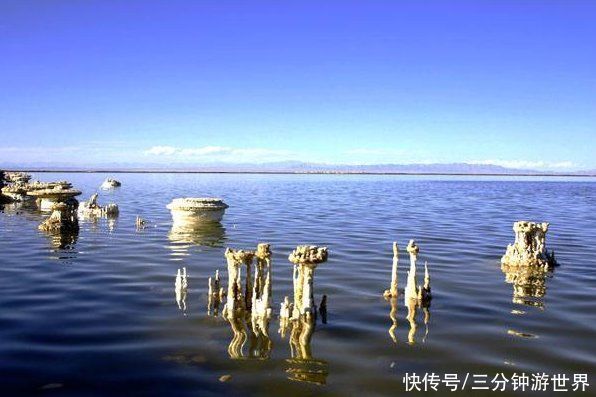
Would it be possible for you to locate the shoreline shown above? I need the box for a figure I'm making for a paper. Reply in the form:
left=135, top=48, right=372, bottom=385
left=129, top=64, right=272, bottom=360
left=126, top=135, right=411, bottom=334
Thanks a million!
left=3, top=169, right=595, bottom=177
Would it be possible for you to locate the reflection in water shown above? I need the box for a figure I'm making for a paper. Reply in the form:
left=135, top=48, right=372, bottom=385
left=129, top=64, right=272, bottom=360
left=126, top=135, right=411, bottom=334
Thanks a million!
left=386, top=296, right=431, bottom=345
left=284, top=315, right=329, bottom=385
left=502, top=262, right=554, bottom=308
left=209, top=245, right=274, bottom=360
left=46, top=232, right=79, bottom=251
left=38, top=202, right=80, bottom=253
left=1, top=200, right=43, bottom=220
left=174, top=267, right=188, bottom=315
left=405, top=300, right=431, bottom=345
left=168, top=220, right=226, bottom=248
left=384, top=241, right=432, bottom=345
left=226, top=312, right=272, bottom=360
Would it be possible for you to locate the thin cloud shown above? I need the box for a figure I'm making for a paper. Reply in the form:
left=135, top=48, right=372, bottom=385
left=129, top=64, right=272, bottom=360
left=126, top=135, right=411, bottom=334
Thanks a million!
left=144, top=145, right=293, bottom=162
left=471, top=160, right=576, bottom=170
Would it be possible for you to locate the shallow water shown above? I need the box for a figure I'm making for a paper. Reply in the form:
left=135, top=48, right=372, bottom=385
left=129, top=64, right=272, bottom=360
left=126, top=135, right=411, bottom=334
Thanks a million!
left=1, top=173, right=595, bottom=396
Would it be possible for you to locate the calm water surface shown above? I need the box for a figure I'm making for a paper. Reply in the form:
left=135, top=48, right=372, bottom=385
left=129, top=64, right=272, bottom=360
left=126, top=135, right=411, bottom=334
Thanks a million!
left=1, top=173, right=595, bottom=396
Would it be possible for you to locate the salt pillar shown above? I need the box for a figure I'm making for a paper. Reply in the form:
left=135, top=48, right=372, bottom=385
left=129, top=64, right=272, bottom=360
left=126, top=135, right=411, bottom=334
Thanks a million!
left=251, top=243, right=273, bottom=335
left=383, top=242, right=399, bottom=298
left=404, top=240, right=419, bottom=304
left=223, top=248, right=255, bottom=318
left=288, top=245, right=328, bottom=318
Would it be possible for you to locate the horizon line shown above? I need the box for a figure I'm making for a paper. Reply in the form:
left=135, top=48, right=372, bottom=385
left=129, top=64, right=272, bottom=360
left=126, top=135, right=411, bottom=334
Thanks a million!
left=4, top=169, right=595, bottom=178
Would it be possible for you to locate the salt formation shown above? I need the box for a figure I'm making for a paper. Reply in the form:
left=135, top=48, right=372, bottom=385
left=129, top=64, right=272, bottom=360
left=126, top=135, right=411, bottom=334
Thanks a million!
left=27, top=185, right=82, bottom=211
left=288, top=245, right=328, bottom=318
left=217, top=245, right=273, bottom=360
left=100, top=178, right=121, bottom=189
left=280, top=245, right=329, bottom=383
left=167, top=198, right=228, bottom=223
left=251, top=243, right=273, bottom=337
left=0, top=171, right=7, bottom=204
left=222, top=248, right=255, bottom=317
left=4, top=172, right=31, bottom=184
left=404, top=240, right=431, bottom=304
left=174, top=267, right=188, bottom=313
left=135, top=216, right=146, bottom=229
left=207, top=269, right=225, bottom=316
left=1, top=185, right=29, bottom=202
left=278, top=296, right=293, bottom=338
left=78, top=193, right=119, bottom=218
left=38, top=202, right=79, bottom=234
left=1, top=180, right=72, bottom=202
left=383, top=242, right=399, bottom=298
left=501, top=221, right=556, bottom=268
left=394, top=240, right=432, bottom=345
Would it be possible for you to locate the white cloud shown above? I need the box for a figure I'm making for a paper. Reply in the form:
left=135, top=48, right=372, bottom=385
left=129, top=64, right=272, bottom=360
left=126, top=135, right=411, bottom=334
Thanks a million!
left=143, top=145, right=292, bottom=162
left=471, top=159, right=576, bottom=170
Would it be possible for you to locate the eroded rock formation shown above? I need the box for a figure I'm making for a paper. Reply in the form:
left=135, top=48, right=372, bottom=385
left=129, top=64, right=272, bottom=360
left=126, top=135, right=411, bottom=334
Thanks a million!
left=501, top=221, right=556, bottom=267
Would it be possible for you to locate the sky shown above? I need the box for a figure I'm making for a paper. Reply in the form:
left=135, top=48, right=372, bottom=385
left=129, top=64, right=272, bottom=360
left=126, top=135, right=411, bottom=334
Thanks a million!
left=0, top=1, right=594, bottom=170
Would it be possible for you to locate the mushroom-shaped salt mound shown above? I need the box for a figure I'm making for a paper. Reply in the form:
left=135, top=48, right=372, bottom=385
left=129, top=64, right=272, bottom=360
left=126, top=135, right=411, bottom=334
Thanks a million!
left=166, top=197, right=228, bottom=223
left=78, top=193, right=119, bottom=218
left=1, top=185, right=29, bottom=201
left=101, top=178, right=121, bottom=189
left=1, top=180, right=72, bottom=202
left=27, top=185, right=82, bottom=211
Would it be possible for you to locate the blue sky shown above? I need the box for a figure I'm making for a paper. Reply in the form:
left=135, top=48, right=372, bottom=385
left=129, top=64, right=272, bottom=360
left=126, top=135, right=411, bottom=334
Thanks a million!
left=0, top=1, right=594, bottom=169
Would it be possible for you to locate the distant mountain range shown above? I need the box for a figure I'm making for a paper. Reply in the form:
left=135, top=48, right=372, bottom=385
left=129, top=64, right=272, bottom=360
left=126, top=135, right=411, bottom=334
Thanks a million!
left=1, top=161, right=595, bottom=176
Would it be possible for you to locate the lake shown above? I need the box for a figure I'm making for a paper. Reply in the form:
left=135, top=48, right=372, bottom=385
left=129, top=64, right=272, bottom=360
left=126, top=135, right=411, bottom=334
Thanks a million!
left=0, top=173, right=594, bottom=396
